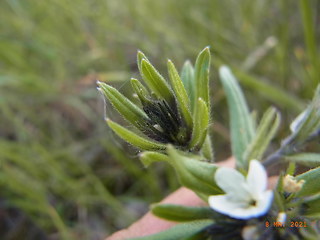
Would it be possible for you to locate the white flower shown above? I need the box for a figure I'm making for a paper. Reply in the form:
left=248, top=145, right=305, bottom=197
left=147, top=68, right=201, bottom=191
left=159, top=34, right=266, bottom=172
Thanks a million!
left=208, top=160, right=273, bottom=219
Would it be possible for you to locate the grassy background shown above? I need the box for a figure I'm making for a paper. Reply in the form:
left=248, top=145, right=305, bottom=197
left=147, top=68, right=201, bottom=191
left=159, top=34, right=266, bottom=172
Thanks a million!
left=0, top=0, right=319, bottom=239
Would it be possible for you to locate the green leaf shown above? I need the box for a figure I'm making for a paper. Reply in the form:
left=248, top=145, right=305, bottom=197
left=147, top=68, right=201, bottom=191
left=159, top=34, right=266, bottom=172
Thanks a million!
left=303, top=193, right=320, bottom=218
left=285, top=153, right=320, bottom=167
left=168, top=60, right=193, bottom=130
left=130, top=78, right=152, bottom=105
left=167, top=146, right=222, bottom=198
left=151, top=204, right=213, bottom=222
left=201, top=135, right=214, bottom=161
left=189, top=98, right=209, bottom=150
left=219, top=66, right=255, bottom=169
left=98, top=82, right=148, bottom=129
left=286, top=162, right=296, bottom=176
left=290, top=85, right=320, bottom=145
left=137, top=50, right=149, bottom=73
left=296, top=166, right=320, bottom=197
left=140, top=59, right=174, bottom=104
left=139, top=151, right=169, bottom=167
left=130, top=220, right=212, bottom=240
left=290, top=109, right=307, bottom=133
left=244, top=107, right=281, bottom=162
left=274, top=182, right=286, bottom=212
left=181, top=60, right=195, bottom=111
left=300, top=220, right=320, bottom=239
left=106, top=119, right=166, bottom=151
left=194, top=47, right=211, bottom=108
left=250, top=110, right=258, bottom=130
left=139, top=150, right=207, bottom=168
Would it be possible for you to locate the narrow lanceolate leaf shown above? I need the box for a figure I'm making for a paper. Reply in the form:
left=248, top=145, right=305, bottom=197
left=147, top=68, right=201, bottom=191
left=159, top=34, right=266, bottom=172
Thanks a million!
left=201, top=135, right=214, bottom=161
left=151, top=204, right=213, bottom=222
left=137, top=50, right=149, bottom=73
left=303, top=193, right=320, bottom=218
left=285, top=153, right=320, bottom=167
left=106, top=119, right=166, bottom=151
left=139, top=151, right=169, bottom=167
left=219, top=66, right=255, bottom=169
left=131, top=220, right=212, bottom=240
left=98, top=82, right=148, bottom=129
left=296, top=166, right=320, bottom=197
left=167, top=60, right=193, bottom=129
left=290, top=85, right=320, bottom=145
left=167, top=146, right=222, bottom=198
left=250, top=110, right=258, bottom=130
left=244, top=107, right=281, bottom=162
left=290, top=109, right=307, bottom=133
left=140, top=59, right=174, bottom=104
left=194, top=47, right=211, bottom=108
left=130, top=78, right=152, bottom=105
left=181, top=60, right=195, bottom=111
left=189, top=98, right=209, bottom=150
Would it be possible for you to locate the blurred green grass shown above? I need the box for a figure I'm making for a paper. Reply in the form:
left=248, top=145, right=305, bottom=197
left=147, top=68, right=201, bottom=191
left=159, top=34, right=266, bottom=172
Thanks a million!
left=0, top=0, right=319, bottom=239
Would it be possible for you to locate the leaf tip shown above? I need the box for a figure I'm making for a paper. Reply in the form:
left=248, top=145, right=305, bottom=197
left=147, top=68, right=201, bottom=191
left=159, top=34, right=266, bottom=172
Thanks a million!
left=203, top=46, right=210, bottom=51
left=219, top=65, right=230, bottom=74
left=137, top=50, right=146, bottom=58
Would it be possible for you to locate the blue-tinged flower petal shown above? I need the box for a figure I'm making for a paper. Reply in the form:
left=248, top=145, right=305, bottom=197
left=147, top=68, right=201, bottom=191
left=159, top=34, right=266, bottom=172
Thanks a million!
left=209, top=190, right=273, bottom=219
left=209, top=160, right=273, bottom=220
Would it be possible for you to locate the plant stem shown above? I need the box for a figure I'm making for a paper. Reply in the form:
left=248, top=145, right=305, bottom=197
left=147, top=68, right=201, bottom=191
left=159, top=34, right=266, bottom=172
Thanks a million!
left=263, top=128, right=320, bottom=167
left=263, top=134, right=295, bottom=167
left=263, top=148, right=284, bottom=168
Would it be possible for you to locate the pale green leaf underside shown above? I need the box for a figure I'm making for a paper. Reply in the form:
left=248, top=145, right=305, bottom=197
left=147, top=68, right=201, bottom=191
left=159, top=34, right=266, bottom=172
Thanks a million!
left=291, top=85, right=320, bottom=144
left=167, top=146, right=221, bottom=198
left=219, top=66, right=255, bottom=169
left=285, top=153, right=320, bottom=167
left=296, top=166, right=320, bottom=197
left=303, top=193, right=320, bottom=218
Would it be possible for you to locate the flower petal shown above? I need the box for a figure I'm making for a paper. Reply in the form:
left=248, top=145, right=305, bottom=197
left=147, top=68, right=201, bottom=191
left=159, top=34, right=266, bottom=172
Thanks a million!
left=247, top=160, right=267, bottom=197
left=215, top=167, right=250, bottom=202
left=208, top=190, right=273, bottom=220
left=208, top=195, right=245, bottom=215
left=254, top=190, right=274, bottom=217
left=232, top=190, right=273, bottom=220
